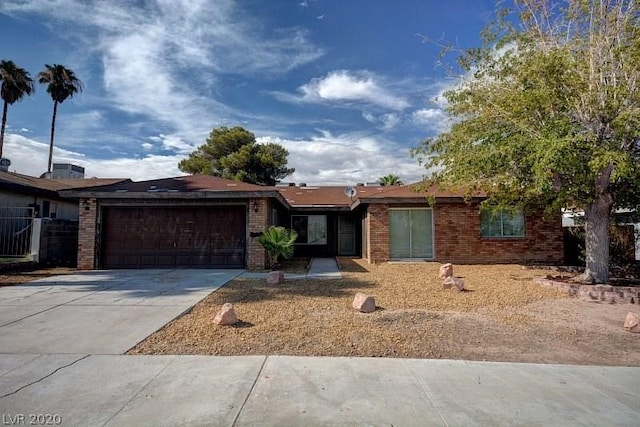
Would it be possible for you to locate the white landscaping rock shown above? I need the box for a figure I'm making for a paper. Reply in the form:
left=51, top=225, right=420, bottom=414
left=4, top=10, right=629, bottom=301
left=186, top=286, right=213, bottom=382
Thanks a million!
left=442, top=276, right=465, bottom=291
left=214, top=303, right=238, bottom=325
left=439, top=263, right=454, bottom=279
left=624, top=312, right=639, bottom=333
left=266, top=270, right=285, bottom=284
left=353, top=293, right=376, bottom=313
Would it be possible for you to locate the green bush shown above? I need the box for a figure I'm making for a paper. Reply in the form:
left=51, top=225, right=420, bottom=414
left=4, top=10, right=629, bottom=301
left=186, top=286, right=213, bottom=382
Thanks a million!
left=257, top=226, right=298, bottom=270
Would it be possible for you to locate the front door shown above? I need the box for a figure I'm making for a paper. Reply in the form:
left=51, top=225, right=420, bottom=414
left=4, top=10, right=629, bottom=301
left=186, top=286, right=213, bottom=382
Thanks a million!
left=338, top=216, right=356, bottom=255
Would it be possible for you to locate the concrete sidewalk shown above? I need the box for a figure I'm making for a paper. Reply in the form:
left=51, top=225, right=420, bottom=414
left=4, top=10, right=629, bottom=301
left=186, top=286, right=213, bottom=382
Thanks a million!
left=0, top=354, right=638, bottom=426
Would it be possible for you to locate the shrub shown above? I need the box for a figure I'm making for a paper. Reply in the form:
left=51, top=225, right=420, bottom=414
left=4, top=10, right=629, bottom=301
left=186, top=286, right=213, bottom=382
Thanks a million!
left=257, top=226, right=298, bottom=270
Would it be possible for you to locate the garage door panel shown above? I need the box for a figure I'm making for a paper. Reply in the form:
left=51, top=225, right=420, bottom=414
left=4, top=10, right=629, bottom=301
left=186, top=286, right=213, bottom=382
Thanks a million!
left=102, top=206, right=246, bottom=268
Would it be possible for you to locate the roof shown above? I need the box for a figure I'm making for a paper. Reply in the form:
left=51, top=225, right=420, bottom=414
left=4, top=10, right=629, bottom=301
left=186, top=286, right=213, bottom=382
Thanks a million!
left=55, top=174, right=482, bottom=209
left=0, top=171, right=127, bottom=197
left=276, top=185, right=389, bottom=208
left=75, top=174, right=268, bottom=193
left=358, top=183, right=484, bottom=202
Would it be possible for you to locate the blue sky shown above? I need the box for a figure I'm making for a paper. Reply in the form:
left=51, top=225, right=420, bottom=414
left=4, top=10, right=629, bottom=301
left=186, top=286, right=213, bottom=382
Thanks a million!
left=0, top=0, right=498, bottom=184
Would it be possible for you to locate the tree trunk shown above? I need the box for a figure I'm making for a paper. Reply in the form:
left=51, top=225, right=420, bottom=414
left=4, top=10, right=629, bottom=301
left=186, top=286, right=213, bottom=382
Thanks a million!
left=47, top=101, right=58, bottom=174
left=580, top=165, right=614, bottom=284
left=582, top=195, right=613, bottom=283
left=0, top=100, right=8, bottom=159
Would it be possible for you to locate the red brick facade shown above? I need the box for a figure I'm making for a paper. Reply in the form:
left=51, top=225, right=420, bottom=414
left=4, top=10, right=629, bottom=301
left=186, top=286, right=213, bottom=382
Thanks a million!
left=366, top=204, right=389, bottom=262
left=77, top=193, right=563, bottom=270
left=364, top=201, right=563, bottom=264
left=247, top=198, right=269, bottom=269
left=77, top=198, right=98, bottom=269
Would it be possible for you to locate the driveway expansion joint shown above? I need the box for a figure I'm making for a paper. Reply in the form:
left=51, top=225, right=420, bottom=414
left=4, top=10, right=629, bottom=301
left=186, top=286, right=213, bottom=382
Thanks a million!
left=231, top=355, right=268, bottom=427
left=0, top=354, right=90, bottom=399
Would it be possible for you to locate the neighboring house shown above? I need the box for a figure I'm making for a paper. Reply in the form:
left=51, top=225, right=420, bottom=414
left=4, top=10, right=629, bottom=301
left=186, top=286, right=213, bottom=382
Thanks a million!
left=62, top=175, right=564, bottom=270
left=1, top=171, right=82, bottom=220
left=0, top=168, right=126, bottom=220
left=0, top=169, right=126, bottom=262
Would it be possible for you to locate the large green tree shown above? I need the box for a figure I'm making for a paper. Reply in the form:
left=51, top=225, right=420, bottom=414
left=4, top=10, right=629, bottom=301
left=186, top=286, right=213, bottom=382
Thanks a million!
left=179, top=126, right=295, bottom=185
left=38, top=64, right=83, bottom=174
left=413, top=0, right=640, bottom=283
left=0, top=60, right=35, bottom=159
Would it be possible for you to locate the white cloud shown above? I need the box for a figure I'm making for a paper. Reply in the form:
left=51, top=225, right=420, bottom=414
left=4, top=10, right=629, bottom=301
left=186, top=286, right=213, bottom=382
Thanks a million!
left=149, top=134, right=193, bottom=154
left=360, top=111, right=402, bottom=131
left=141, top=143, right=153, bottom=151
left=380, top=113, right=401, bottom=130
left=412, top=108, right=444, bottom=123
left=0, top=0, right=325, bottom=149
left=411, top=108, right=450, bottom=134
left=276, top=70, right=409, bottom=110
left=258, top=131, right=425, bottom=185
left=4, top=130, right=427, bottom=185
left=2, top=133, right=182, bottom=180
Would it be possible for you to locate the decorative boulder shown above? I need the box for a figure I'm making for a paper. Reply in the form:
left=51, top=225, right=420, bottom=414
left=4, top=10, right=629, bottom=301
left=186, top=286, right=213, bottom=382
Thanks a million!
left=624, top=312, right=639, bottom=333
left=443, top=276, right=465, bottom=291
left=214, top=303, right=238, bottom=325
left=439, top=263, right=453, bottom=279
left=352, top=293, right=376, bottom=313
left=266, top=270, right=285, bottom=284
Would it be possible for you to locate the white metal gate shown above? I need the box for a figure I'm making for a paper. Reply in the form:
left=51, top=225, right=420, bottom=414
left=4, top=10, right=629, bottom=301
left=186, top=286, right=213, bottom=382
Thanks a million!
left=0, top=207, right=34, bottom=258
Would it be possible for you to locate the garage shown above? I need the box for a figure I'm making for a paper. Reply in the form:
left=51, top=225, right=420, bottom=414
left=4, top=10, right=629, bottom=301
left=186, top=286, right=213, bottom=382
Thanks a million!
left=102, top=206, right=246, bottom=268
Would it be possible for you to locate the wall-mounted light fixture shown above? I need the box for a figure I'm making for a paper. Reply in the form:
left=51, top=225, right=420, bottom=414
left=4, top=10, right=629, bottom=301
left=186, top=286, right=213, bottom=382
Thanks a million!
left=83, top=199, right=90, bottom=211
left=252, top=201, right=259, bottom=213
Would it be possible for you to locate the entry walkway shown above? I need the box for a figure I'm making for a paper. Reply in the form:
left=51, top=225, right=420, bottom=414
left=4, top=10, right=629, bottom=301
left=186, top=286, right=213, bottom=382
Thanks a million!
left=0, top=355, right=637, bottom=426
left=307, top=257, right=342, bottom=279
left=240, top=257, right=342, bottom=280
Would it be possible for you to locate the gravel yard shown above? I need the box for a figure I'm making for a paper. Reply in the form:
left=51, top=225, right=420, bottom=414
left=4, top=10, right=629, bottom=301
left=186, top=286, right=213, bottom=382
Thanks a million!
left=129, top=259, right=640, bottom=366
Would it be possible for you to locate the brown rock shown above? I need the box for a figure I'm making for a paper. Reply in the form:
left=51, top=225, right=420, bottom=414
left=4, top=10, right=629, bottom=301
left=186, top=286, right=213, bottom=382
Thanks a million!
left=214, top=303, right=238, bottom=325
left=267, top=271, right=285, bottom=284
left=353, top=292, right=376, bottom=313
left=624, top=312, right=639, bottom=332
left=443, top=276, right=465, bottom=291
left=439, top=263, right=453, bottom=279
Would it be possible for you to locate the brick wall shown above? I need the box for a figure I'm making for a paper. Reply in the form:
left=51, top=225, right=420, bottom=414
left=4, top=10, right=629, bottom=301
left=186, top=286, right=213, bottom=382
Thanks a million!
left=247, top=198, right=269, bottom=270
left=77, top=198, right=97, bottom=269
left=365, top=204, right=389, bottom=263
left=366, top=201, right=563, bottom=264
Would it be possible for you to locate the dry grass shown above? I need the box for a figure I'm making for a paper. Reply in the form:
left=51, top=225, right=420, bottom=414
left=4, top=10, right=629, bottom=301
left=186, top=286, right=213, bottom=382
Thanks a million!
left=0, top=267, right=77, bottom=287
left=130, top=259, right=591, bottom=360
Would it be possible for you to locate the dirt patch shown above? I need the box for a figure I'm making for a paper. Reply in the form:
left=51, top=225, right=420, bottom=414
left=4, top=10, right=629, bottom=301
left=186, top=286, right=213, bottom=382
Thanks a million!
left=0, top=267, right=77, bottom=287
left=129, top=259, right=640, bottom=365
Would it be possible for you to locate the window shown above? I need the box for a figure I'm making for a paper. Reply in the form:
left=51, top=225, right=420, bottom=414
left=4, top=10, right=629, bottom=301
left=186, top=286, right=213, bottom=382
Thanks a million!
left=480, top=208, right=525, bottom=237
left=389, top=209, right=433, bottom=259
left=291, top=215, right=327, bottom=245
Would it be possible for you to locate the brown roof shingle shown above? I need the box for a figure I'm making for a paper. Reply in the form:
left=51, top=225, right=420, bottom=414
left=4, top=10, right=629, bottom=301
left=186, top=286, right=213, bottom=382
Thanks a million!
left=0, top=171, right=127, bottom=193
left=75, top=174, right=269, bottom=193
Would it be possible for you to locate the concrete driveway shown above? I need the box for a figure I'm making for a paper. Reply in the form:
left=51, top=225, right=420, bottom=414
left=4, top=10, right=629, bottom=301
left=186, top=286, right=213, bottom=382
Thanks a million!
left=0, top=269, right=242, bottom=354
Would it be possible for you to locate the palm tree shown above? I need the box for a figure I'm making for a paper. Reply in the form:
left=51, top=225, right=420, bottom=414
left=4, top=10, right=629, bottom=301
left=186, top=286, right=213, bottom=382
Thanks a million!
left=378, top=174, right=403, bottom=186
left=257, top=226, right=298, bottom=270
left=0, top=60, right=35, bottom=159
left=38, top=64, right=83, bottom=173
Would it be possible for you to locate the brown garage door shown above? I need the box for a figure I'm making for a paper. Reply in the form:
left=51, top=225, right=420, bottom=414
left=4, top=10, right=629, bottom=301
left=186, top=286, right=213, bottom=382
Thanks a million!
left=102, top=206, right=246, bottom=268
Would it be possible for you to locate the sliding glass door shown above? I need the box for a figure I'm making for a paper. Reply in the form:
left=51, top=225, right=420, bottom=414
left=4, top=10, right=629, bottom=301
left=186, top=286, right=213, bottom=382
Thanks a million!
left=389, top=209, right=433, bottom=259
